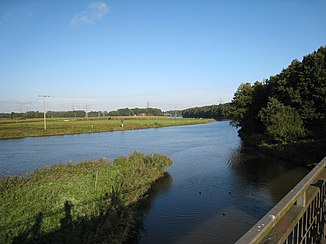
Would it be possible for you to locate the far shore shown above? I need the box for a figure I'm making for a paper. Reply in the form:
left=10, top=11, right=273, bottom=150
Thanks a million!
left=0, top=116, right=214, bottom=140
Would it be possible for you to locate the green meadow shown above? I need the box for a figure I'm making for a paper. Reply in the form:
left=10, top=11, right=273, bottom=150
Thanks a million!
left=0, top=116, right=213, bottom=139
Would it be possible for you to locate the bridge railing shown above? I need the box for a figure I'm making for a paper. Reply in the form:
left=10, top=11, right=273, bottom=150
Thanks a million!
left=236, top=157, right=326, bottom=244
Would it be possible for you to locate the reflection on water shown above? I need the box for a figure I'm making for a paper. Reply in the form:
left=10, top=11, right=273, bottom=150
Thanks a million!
left=136, top=140, right=308, bottom=244
left=130, top=172, right=173, bottom=243
left=227, top=143, right=308, bottom=204
left=0, top=121, right=310, bottom=243
left=141, top=172, right=173, bottom=215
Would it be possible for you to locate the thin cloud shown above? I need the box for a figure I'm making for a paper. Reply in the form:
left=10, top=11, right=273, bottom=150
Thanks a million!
left=0, top=12, right=15, bottom=24
left=70, top=11, right=93, bottom=26
left=69, top=2, right=109, bottom=27
left=90, top=2, right=109, bottom=19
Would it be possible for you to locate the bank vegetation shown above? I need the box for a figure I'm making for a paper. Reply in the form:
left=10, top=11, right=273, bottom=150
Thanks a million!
left=0, top=117, right=213, bottom=139
left=229, top=46, right=326, bottom=165
left=0, top=152, right=172, bottom=243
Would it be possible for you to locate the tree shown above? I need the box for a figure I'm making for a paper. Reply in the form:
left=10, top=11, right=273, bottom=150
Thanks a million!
left=182, top=104, right=231, bottom=120
left=230, top=46, right=326, bottom=142
left=268, top=47, right=326, bottom=138
left=259, top=98, right=305, bottom=143
left=229, top=83, right=254, bottom=126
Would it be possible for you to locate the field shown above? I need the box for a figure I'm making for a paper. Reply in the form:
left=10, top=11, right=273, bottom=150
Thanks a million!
left=0, top=116, right=213, bottom=139
left=0, top=152, right=172, bottom=243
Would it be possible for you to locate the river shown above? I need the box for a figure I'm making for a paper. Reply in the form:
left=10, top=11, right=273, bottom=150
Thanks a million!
left=0, top=121, right=309, bottom=243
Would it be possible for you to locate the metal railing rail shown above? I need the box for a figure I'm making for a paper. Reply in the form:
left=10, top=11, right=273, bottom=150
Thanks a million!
left=236, top=156, right=326, bottom=244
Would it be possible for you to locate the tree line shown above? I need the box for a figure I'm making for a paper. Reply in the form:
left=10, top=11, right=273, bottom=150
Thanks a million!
left=229, top=46, right=326, bottom=144
left=182, top=103, right=231, bottom=120
left=1, top=105, right=232, bottom=119
left=107, top=108, right=164, bottom=116
left=1, top=108, right=164, bottom=119
left=0, top=110, right=87, bottom=119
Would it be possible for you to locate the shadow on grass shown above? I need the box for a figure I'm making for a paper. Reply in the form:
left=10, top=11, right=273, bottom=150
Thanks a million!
left=13, top=212, right=43, bottom=243
left=12, top=173, right=172, bottom=244
left=12, top=192, right=135, bottom=244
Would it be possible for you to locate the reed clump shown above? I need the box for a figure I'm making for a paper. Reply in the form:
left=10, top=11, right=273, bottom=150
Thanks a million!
left=0, top=152, right=172, bottom=243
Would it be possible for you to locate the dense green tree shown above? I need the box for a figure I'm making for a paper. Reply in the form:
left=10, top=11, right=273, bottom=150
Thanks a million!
left=88, top=111, right=106, bottom=117
left=229, top=83, right=257, bottom=137
left=10, top=112, right=26, bottom=119
left=117, top=108, right=132, bottom=116
left=267, top=47, right=326, bottom=139
left=47, top=110, right=86, bottom=118
left=108, top=111, right=119, bottom=116
left=26, top=111, right=42, bottom=118
left=230, top=45, right=326, bottom=143
left=229, top=83, right=254, bottom=127
left=108, top=108, right=164, bottom=116
left=0, top=113, right=10, bottom=118
left=258, top=98, right=305, bottom=143
left=6, top=110, right=87, bottom=119
left=182, top=103, right=231, bottom=120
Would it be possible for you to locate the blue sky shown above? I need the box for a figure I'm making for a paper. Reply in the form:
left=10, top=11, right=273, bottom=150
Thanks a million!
left=0, top=0, right=325, bottom=112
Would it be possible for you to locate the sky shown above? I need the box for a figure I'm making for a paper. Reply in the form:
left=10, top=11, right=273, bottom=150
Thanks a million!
left=0, top=0, right=325, bottom=113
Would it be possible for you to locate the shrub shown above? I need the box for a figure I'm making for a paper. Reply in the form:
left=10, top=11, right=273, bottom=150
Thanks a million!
left=259, top=98, right=305, bottom=143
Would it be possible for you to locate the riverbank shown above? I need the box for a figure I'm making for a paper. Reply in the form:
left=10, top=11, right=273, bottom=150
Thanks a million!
left=0, top=152, right=172, bottom=243
left=258, top=140, right=326, bottom=167
left=0, top=116, right=213, bottom=139
left=239, top=131, right=325, bottom=166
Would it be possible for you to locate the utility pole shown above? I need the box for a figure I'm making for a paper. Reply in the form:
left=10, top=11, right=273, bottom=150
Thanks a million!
left=73, top=105, right=77, bottom=120
left=39, top=95, right=50, bottom=130
left=85, top=103, right=89, bottom=118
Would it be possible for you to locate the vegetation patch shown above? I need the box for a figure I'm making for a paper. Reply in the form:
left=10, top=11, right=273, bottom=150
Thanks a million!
left=0, top=117, right=213, bottom=139
left=0, top=152, right=172, bottom=243
left=229, top=46, right=326, bottom=165
left=182, top=103, right=231, bottom=120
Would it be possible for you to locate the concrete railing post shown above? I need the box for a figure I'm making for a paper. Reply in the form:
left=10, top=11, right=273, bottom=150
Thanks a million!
left=297, top=191, right=306, bottom=207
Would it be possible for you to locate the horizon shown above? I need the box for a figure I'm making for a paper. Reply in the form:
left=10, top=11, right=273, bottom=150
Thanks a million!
left=0, top=104, right=226, bottom=114
left=1, top=1, right=325, bottom=113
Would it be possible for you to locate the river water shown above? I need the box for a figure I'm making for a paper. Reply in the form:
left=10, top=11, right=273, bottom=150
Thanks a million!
left=0, top=121, right=309, bottom=243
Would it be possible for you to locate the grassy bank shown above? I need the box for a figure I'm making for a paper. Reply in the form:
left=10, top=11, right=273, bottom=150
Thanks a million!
left=0, top=116, right=213, bottom=139
left=0, top=152, right=172, bottom=243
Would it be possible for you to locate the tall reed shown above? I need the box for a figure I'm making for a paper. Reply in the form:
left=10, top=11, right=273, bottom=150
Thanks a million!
left=0, top=152, right=172, bottom=243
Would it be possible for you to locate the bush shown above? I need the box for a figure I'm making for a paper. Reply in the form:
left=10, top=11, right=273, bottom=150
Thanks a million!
left=259, top=98, right=305, bottom=143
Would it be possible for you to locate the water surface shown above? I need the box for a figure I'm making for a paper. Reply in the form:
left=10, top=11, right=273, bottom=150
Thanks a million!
left=0, top=121, right=309, bottom=243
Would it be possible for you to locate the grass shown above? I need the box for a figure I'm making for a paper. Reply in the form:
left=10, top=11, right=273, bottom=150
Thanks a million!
left=0, top=116, right=213, bottom=139
left=0, top=152, right=173, bottom=243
